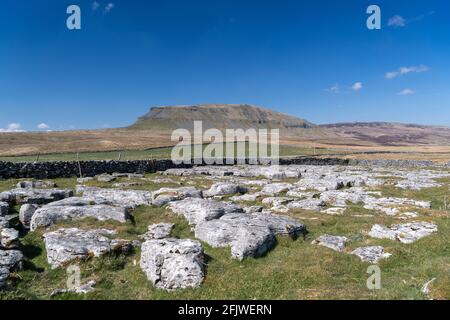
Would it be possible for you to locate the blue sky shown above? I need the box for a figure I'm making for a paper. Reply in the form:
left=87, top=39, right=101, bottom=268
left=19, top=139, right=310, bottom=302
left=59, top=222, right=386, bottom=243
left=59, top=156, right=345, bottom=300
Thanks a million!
left=1, top=0, right=449, bottom=131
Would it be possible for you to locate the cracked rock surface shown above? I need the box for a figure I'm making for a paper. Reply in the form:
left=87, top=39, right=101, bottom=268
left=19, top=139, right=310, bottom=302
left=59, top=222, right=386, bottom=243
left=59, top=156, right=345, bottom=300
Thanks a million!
left=43, top=228, right=131, bottom=269
left=368, top=222, right=438, bottom=244
left=140, top=238, right=204, bottom=291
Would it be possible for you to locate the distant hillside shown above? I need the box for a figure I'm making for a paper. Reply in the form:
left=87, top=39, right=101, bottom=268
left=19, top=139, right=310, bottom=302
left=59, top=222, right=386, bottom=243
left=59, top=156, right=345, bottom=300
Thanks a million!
left=130, top=104, right=315, bottom=130
left=320, top=122, right=450, bottom=146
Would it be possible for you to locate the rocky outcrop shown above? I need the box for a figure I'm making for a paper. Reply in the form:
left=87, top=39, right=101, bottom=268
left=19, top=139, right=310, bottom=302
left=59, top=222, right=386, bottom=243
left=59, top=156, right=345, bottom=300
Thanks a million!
left=351, top=246, right=391, bottom=263
left=168, top=198, right=243, bottom=226
left=204, top=183, right=247, bottom=197
left=16, top=180, right=56, bottom=189
left=194, top=212, right=305, bottom=260
left=140, top=238, right=204, bottom=291
left=0, top=250, right=23, bottom=288
left=368, top=222, right=438, bottom=244
left=43, top=228, right=132, bottom=269
left=312, top=235, right=347, bottom=252
left=30, top=203, right=130, bottom=231
left=19, top=204, right=38, bottom=229
left=0, top=202, right=8, bottom=216
left=151, top=187, right=202, bottom=207
left=0, top=228, right=19, bottom=249
left=77, top=187, right=152, bottom=209
left=0, top=188, right=73, bottom=205
left=140, top=223, right=174, bottom=240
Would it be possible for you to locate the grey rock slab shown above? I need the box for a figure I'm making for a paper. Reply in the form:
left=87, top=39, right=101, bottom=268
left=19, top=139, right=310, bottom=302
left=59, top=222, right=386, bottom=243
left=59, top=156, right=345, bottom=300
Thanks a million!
left=204, top=183, right=248, bottom=197
left=152, top=187, right=202, bottom=207
left=0, top=202, right=9, bottom=216
left=77, top=177, right=94, bottom=184
left=50, top=280, right=96, bottom=296
left=43, top=228, right=131, bottom=269
left=287, top=199, right=326, bottom=211
left=368, top=222, right=438, bottom=244
left=19, top=204, right=38, bottom=229
left=141, top=223, right=174, bottom=240
left=312, top=235, right=348, bottom=252
left=30, top=204, right=129, bottom=231
left=77, top=187, right=152, bottom=209
left=0, top=249, right=23, bottom=287
left=261, top=183, right=293, bottom=195
left=168, top=198, right=243, bottom=226
left=351, top=246, right=392, bottom=264
left=1, top=228, right=20, bottom=249
left=140, top=238, right=204, bottom=291
left=0, top=188, right=73, bottom=205
left=17, top=180, right=56, bottom=189
left=195, top=212, right=305, bottom=260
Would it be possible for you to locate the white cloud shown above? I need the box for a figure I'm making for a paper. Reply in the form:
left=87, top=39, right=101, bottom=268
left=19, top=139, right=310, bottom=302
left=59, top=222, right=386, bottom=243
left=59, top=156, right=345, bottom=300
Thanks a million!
left=326, top=84, right=340, bottom=94
left=388, top=15, right=406, bottom=27
left=0, top=123, right=25, bottom=133
left=37, top=123, right=50, bottom=130
left=352, top=82, right=363, bottom=91
left=92, top=1, right=100, bottom=11
left=104, top=3, right=114, bottom=13
left=398, top=89, right=415, bottom=96
left=385, top=65, right=428, bottom=79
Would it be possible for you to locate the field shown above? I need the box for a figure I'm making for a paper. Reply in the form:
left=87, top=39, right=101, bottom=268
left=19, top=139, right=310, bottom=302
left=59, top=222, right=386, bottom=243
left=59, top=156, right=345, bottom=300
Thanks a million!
left=1, top=168, right=449, bottom=300
left=0, top=143, right=334, bottom=163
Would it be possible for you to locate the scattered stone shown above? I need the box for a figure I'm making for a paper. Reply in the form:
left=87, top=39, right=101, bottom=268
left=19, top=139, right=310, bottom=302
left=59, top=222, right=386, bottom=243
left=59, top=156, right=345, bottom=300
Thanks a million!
left=0, top=202, right=8, bottom=216
left=244, top=206, right=264, bottom=213
left=229, top=193, right=259, bottom=202
left=0, top=228, right=20, bottom=249
left=50, top=280, right=96, bottom=296
left=96, top=174, right=116, bottom=183
left=0, top=250, right=23, bottom=288
left=287, top=198, right=326, bottom=211
left=152, top=187, right=202, bottom=207
left=368, top=222, right=438, bottom=244
left=140, top=223, right=174, bottom=240
left=195, top=212, right=305, bottom=260
left=0, top=188, right=73, bottom=205
left=19, top=204, right=38, bottom=229
left=112, top=182, right=142, bottom=188
left=168, top=198, right=243, bottom=226
left=261, top=183, right=292, bottom=195
left=77, top=177, right=94, bottom=184
left=140, top=238, right=204, bottom=291
left=321, top=207, right=346, bottom=215
left=17, top=180, right=56, bottom=189
left=204, top=183, right=248, bottom=197
left=351, top=246, right=391, bottom=263
left=312, top=235, right=347, bottom=252
left=31, top=204, right=129, bottom=231
left=0, top=217, right=9, bottom=229
left=77, top=187, right=152, bottom=209
left=43, top=228, right=131, bottom=269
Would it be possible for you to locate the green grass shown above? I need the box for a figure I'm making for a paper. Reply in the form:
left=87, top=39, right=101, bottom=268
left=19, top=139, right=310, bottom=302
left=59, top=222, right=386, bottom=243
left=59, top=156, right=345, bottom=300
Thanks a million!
left=0, top=173, right=449, bottom=300
left=0, top=143, right=332, bottom=163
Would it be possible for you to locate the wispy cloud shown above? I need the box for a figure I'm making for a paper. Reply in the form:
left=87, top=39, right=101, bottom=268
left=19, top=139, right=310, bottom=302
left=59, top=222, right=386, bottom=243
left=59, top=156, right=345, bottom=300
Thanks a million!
left=104, top=3, right=115, bottom=14
left=388, top=11, right=435, bottom=28
left=92, top=1, right=100, bottom=11
left=398, top=89, right=415, bottom=96
left=385, top=65, right=428, bottom=79
left=388, top=15, right=406, bottom=27
left=37, top=123, right=50, bottom=130
left=325, top=84, right=340, bottom=94
left=352, top=82, right=363, bottom=91
left=0, top=123, right=25, bottom=133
